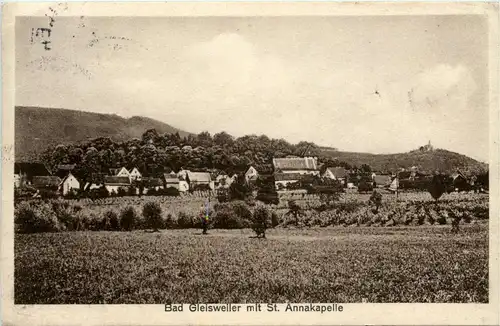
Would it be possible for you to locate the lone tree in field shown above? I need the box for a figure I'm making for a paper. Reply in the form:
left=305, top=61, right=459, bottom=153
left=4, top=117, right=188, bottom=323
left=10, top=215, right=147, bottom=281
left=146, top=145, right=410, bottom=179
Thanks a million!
left=428, top=174, right=446, bottom=203
left=369, top=189, right=383, bottom=214
left=143, top=202, right=163, bottom=232
left=285, top=200, right=304, bottom=227
left=252, top=205, right=271, bottom=238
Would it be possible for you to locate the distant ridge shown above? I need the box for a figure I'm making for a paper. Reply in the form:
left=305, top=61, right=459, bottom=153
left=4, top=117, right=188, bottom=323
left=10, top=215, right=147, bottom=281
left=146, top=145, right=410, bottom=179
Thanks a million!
left=15, top=106, right=191, bottom=161
left=319, top=148, right=488, bottom=175
left=15, top=106, right=487, bottom=175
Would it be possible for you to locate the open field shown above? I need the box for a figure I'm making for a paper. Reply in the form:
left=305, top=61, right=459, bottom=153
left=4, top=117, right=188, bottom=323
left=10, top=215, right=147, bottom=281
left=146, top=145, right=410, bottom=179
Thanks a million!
left=15, top=224, right=488, bottom=304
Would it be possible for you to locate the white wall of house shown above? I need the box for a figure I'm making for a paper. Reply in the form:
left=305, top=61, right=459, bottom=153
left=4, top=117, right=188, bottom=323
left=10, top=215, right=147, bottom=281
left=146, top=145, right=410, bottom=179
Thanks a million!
left=61, top=174, right=80, bottom=195
left=179, top=181, right=189, bottom=192
left=281, top=170, right=320, bottom=175
left=105, top=185, right=125, bottom=193
left=116, top=167, right=130, bottom=178
left=14, top=174, right=20, bottom=188
left=165, top=182, right=180, bottom=190
left=245, top=166, right=258, bottom=181
left=129, top=168, right=142, bottom=180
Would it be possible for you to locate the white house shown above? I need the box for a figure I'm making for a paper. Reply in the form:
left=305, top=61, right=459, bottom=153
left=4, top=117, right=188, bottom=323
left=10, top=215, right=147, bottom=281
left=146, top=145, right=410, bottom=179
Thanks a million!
left=245, top=166, right=259, bottom=183
left=129, top=167, right=142, bottom=181
left=59, top=172, right=80, bottom=195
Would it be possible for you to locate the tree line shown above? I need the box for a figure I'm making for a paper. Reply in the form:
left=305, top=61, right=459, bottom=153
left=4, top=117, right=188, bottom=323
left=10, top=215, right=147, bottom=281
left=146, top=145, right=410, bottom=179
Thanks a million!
left=39, top=129, right=355, bottom=189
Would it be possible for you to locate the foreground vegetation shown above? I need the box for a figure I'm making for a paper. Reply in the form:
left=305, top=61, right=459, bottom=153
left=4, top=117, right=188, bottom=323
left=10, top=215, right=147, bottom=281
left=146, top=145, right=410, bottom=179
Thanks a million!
left=15, top=224, right=488, bottom=304
left=14, top=192, right=489, bottom=233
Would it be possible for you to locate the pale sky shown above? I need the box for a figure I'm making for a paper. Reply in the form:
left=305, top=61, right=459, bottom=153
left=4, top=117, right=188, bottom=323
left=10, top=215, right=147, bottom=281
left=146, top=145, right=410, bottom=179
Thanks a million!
left=16, top=16, right=489, bottom=161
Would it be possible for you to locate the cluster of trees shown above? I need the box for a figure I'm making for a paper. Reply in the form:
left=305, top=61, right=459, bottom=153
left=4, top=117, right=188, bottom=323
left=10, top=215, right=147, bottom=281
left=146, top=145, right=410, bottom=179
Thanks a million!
left=39, top=129, right=356, bottom=190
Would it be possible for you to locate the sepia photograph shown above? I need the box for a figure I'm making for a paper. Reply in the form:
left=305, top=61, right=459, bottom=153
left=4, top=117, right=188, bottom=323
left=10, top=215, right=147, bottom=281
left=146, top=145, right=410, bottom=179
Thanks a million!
left=2, top=2, right=499, bottom=325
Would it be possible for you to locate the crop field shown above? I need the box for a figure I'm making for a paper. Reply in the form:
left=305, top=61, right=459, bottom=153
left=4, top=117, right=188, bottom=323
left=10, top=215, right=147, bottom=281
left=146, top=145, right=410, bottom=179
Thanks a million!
left=15, top=223, right=488, bottom=304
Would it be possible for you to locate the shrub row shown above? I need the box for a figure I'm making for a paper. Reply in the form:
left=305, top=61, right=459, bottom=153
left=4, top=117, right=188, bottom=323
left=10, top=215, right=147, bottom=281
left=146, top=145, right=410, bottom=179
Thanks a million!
left=14, top=200, right=278, bottom=234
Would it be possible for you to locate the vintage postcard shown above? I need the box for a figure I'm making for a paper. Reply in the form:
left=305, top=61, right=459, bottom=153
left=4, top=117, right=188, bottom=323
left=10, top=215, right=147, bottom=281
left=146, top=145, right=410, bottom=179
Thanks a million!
left=1, top=2, right=499, bottom=325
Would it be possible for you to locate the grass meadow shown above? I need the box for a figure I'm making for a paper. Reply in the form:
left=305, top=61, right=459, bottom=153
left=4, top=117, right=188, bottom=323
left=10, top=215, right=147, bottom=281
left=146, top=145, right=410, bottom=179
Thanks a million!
left=15, top=223, right=488, bottom=304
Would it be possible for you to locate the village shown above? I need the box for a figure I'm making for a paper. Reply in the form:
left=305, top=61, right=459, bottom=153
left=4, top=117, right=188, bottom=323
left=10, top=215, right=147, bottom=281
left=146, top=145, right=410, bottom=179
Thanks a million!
left=14, top=149, right=486, bottom=200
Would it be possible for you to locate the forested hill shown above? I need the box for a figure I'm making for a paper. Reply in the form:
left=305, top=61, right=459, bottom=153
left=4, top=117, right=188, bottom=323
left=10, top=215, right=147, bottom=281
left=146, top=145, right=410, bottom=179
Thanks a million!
left=15, top=106, right=191, bottom=161
left=16, top=106, right=487, bottom=176
left=319, top=149, right=488, bottom=175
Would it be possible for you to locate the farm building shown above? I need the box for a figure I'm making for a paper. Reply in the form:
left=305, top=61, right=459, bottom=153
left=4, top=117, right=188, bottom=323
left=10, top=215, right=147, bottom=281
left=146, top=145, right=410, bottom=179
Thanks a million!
left=32, top=176, right=62, bottom=190
left=59, top=172, right=80, bottom=195
left=272, top=156, right=320, bottom=176
left=185, top=171, right=214, bottom=190
left=322, top=167, right=347, bottom=184
left=104, top=176, right=131, bottom=193
left=163, top=172, right=180, bottom=190
left=14, top=162, right=51, bottom=187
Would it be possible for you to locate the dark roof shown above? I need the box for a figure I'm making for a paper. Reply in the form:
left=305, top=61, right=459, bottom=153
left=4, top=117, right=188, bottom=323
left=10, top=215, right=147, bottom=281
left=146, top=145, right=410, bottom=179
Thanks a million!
left=272, top=157, right=318, bottom=171
left=104, top=176, right=131, bottom=186
left=33, top=176, right=61, bottom=187
left=373, top=175, right=391, bottom=185
left=14, top=162, right=51, bottom=176
left=143, top=177, right=163, bottom=187
left=164, top=173, right=179, bottom=183
left=326, top=167, right=347, bottom=178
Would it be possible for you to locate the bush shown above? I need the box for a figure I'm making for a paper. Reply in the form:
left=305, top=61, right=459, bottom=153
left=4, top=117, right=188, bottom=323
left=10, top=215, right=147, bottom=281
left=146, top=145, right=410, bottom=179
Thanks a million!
left=120, top=206, right=138, bottom=231
left=98, top=186, right=109, bottom=198
left=128, top=186, right=137, bottom=196
left=103, top=210, right=120, bottom=231
left=252, top=205, right=271, bottom=238
left=143, top=202, right=163, bottom=231
left=164, top=214, right=175, bottom=229
left=39, top=189, right=59, bottom=199
left=271, top=211, right=279, bottom=227
left=214, top=201, right=252, bottom=229
left=164, top=187, right=180, bottom=197
left=177, top=211, right=194, bottom=229
left=15, top=201, right=61, bottom=233
left=117, top=187, right=127, bottom=197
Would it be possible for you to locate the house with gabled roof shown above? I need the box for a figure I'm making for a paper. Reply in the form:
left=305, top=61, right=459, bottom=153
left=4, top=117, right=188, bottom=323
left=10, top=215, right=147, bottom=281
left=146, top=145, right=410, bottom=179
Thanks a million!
left=163, top=172, right=180, bottom=190
left=59, top=172, right=80, bottom=195
left=185, top=171, right=214, bottom=190
left=272, top=157, right=319, bottom=176
left=129, top=167, right=142, bottom=181
left=322, top=167, right=347, bottom=183
left=245, top=166, right=259, bottom=184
